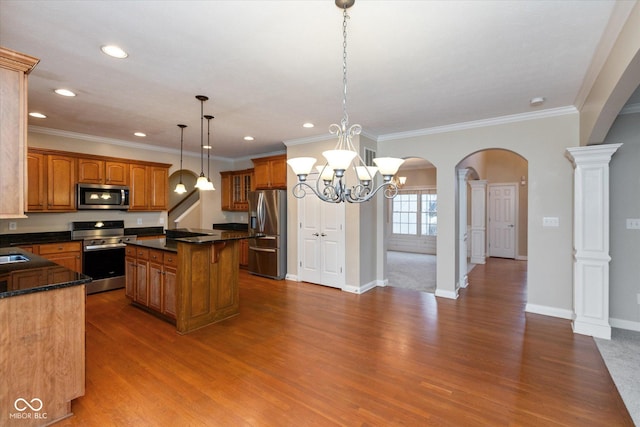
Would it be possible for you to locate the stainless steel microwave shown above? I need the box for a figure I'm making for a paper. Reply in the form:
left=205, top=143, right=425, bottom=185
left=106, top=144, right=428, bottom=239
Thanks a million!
left=77, top=184, right=130, bottom=210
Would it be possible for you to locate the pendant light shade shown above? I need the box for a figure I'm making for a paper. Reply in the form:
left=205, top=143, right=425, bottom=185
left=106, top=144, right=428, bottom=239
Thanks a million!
left=174, top=124, right=187, bottom=194
left=194, top=95, right=211, bottom=190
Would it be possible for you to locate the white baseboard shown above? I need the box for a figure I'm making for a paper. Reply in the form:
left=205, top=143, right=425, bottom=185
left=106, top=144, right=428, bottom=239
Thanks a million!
left=376, top=278, right=389, bottom=287
left=610, top=317, right=640, bottom=332
left=515, top=255, right=528, bottom=261
left=525, top=303, right=574, bottom=320
left=285, top=273, right=299, bottom=282
left=435, top=288, right=458, bottom=299
left=343, top=280, right=377, bottom=294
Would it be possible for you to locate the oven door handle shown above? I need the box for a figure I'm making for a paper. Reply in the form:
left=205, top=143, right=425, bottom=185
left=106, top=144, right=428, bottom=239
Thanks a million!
left=84, top=243, right=127, bottom=251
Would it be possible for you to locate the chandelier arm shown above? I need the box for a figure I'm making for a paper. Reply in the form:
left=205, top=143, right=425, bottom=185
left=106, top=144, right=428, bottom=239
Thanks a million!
left=291, top=182, right=338, bottom=203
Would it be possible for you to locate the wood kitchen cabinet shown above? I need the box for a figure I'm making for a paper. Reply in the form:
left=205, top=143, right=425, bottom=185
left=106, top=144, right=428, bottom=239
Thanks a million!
left=252, top=154, right=287, bottom=189
left=220, top=168, right=254, bottom=211
left=19, top=241, right=82, bottom=273
left=26, top=149, right=76, bottom=212
left=125, top=245, right=176, bottom=320
left=78, top=158, right=129, bottom=185
left=129, top=164, right=169, bottom=211
left=0, top=47, right=39, bottom=218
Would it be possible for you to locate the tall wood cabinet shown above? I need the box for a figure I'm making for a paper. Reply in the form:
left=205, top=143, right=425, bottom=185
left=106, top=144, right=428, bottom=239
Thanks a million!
left=129, top=164, right=168, bottom=211
left=0, top=47, right=39, bottom=218
left=252, top=154, right=287, bottom=189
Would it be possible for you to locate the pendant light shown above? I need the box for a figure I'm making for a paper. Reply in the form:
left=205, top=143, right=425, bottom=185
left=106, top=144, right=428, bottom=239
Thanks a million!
left=287, top=0, right=404, bottom=203
left=174, top=124, right=187, bottom=194
left=203, top=114, right=216, bottom=191
left=194, top=95, right=210, bottom=190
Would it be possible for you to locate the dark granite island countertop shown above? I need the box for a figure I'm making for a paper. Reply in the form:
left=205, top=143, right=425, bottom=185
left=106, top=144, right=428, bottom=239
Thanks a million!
left=0, top=247, right=91, bottom=298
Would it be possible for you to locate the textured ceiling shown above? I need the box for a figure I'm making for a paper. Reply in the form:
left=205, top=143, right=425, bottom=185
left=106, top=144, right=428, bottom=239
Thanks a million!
left=0, top=0, right=631, bottom=159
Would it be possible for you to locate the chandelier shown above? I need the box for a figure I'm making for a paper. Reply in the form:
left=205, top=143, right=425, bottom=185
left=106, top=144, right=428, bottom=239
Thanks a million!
left=287, top=0, right=404, bottom=203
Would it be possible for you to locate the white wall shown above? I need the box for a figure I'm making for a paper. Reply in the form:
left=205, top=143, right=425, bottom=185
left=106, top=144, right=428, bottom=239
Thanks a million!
left=378, top=112, right=577, bottom=314
left=605, top=111, right=640, bottom=328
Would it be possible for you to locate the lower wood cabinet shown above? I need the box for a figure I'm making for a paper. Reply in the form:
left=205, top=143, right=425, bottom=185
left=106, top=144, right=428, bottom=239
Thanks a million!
left=239, top=238, right=249, bottom=268
left=19, top=241, right=82, bottom=273
left=125, top=245, right=176, bottom=320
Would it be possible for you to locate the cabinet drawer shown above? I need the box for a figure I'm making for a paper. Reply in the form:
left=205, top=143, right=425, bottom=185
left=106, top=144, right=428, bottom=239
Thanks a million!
left=163, top=252, right=178, bottom=267
left=125, top=245, right=136, bottom=257
left=135, top=247, right=149, bottom=260
left=149, top=249, right=164, bottom=263
left=39, top=241, right=81, bottom=255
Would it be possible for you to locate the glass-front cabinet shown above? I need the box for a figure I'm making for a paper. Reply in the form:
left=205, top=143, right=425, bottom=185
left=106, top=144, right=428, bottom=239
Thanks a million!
left=221, top=168, right=254, bottom=211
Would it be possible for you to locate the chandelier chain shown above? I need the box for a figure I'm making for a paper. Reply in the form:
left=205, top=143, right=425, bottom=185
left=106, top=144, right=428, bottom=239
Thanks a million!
left=341, top=6, right=349, bottom=130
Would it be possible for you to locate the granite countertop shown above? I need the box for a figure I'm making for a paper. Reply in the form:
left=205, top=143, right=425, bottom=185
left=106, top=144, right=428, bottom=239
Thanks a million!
left=0, top=231, right=75, bottom=248
left=128, top=231, right=252, bottom=251
left=124, top=226, right=165, bottom=237
left=0, top=247, right=92, bottom=299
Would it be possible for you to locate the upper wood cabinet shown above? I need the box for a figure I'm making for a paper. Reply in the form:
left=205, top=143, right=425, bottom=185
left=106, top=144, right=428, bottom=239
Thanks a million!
left=220, top=168, right=254, bottom=211
left=129, top=164, right=168, bottom=211
left=0, top=47, right=39, bottom=218
left=78, top=158, right=129, bottom=185
left=252, top=154, right=287, bottom=189
left=27, top=150, right=76, bottom=212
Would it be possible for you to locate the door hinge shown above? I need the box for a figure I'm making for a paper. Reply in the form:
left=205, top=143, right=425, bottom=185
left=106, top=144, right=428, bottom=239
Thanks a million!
left=300, top=261, right=302, bottom=267
left=340, top=266, right=343, bottom=273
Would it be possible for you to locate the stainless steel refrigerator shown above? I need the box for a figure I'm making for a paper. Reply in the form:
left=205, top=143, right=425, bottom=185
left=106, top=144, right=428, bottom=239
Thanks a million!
left=248, top=189, right=287, bottom=279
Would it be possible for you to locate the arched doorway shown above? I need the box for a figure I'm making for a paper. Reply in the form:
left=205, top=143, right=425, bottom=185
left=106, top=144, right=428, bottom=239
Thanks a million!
left=457, top=149, right=528, bottom=291
left=384, top=157, right=438, bottom=293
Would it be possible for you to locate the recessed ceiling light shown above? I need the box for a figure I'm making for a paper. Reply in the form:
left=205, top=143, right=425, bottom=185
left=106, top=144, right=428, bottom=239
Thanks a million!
left=303, top=122, right=314, bottom=128
left=530, top=97, right=545, bottom=106
left=134, top=132, right=146, bottom=137
left=29, top=112, right=47, bottom=119
left=244, top=136, right=254, bottom=141
left=54, top=88, right=76, bottom=97
left=101, top=45, right=128, bottom=59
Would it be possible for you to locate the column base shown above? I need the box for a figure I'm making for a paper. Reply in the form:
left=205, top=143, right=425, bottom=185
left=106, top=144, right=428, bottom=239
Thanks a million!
left=572, top=317, right=611, bottom=339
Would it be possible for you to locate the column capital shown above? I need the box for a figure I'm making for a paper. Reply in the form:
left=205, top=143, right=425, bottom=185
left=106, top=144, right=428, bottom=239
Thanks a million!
left=566, top=143, right=622, bottom=167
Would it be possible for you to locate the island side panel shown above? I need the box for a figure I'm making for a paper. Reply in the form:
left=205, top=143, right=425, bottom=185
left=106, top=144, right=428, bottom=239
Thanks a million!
left=176, top=241, right=240, bottom=334
left=0, top=285, right=85, bottom=426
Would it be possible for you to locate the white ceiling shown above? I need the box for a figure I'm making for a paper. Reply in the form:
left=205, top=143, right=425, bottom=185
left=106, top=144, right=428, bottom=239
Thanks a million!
left=0, top=0, right=633, bottom=160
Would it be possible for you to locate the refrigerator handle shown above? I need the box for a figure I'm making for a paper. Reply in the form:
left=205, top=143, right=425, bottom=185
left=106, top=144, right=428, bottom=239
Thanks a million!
left=257, top=192, right=265, bottom=233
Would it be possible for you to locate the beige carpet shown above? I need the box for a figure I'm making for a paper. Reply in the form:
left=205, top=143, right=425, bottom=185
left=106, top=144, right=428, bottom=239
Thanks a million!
left=387, top=251, right=436, bottom=293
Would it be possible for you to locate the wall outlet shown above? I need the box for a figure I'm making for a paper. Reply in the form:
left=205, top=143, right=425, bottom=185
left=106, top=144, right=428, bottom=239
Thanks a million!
left=626, top=218, right=640, bottom=229
left=637, top=293, right=640, bottom=305
left=159, top=218, right=165, bottom=224
left=9, top=222, right=17, bottom=231
left=542, top=217, right=559, bottom=227
left=137, top=218, right=142, bottom=225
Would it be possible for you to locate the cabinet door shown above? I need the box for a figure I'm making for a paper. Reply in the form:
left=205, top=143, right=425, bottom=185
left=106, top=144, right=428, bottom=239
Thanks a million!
left=105, top=161, right=128, bottom=185
left=26, top=151, right=46, bottom=211
left=125, top=255, right=136, bottom=299
left=220, top=172, right=232, bottom=211
left=239, top=239, right=249, bottom=268
left=47, top=155, right=76, bottom=211
left=269, top=157, right=287, bottom=189
left=129, top=164, right=148, bottom=210
left=46, top=252, right=81, bottom=272
left=149, top=166, right=168, bottom=211
left=148, top=259, right=163, bottom=312
left=135, top=259, right=149, bottom=305
left=253, top=160, right=270, bottom=189
left=77, top=158, right=104, bottom=183
left=163, top=265, right=177, bottom=319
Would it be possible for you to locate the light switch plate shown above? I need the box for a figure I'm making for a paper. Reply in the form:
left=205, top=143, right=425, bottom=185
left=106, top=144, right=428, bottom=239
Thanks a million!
left=626, top=219, right=640, bottom=229
left=137, top=218, right=142, bottom=225
left=542, top=217, right=559, bottom=227
left=9, top=222, right=17, bottom=231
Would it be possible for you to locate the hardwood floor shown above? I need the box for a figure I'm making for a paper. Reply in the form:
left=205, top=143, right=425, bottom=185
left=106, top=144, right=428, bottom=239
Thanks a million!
left=57, top=258, right=633, bottom=426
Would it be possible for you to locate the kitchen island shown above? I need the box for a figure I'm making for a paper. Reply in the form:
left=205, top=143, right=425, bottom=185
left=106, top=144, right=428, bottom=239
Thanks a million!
left=0, top=247, right=91, bottom=427
left=125, top=230, right=251, bottom=334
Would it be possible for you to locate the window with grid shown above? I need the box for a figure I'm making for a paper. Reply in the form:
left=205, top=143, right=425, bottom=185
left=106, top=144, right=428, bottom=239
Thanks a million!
left=391, top=189, right=437, bottom=236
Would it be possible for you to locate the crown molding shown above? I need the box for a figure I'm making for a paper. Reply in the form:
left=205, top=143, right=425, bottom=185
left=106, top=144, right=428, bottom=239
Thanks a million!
left=377, top=106, right=578, bottom=142
left=283, top=129, right=377, bottom=147
left=28, top=125, right=234, bottom=161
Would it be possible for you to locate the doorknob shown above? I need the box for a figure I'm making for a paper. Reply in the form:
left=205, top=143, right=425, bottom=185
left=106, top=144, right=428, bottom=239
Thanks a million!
left=312, top=233, right=319, bottom=237
left=508, top=224, right=514, bottom=228
left=321, top=233, right=327, bottom=237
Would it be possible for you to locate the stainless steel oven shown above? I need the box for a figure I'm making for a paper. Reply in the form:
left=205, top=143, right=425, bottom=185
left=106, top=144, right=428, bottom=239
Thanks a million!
left=71, top=220, right=136, bottom=294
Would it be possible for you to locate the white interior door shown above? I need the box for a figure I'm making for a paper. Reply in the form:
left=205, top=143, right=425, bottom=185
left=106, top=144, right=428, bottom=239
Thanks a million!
left=298, top=177, right=345, bottom=288
left=488, top=183, right=517, bottom=259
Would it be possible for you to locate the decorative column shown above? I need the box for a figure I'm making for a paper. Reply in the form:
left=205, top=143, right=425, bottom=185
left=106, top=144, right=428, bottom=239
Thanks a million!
left=566, top=143, right=622, bottom=339
left=457, top=168, right=471, bottom=289
left=469, top=180, right=488, bottom=264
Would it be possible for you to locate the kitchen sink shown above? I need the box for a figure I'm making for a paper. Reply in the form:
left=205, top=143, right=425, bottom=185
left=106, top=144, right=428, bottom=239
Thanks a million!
left=0, top=254, right=30, bottom=264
